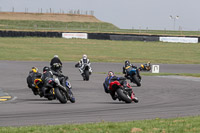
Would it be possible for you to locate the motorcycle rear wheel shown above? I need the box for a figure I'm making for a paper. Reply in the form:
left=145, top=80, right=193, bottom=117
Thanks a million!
left=116, top=89, right=132, bottom=103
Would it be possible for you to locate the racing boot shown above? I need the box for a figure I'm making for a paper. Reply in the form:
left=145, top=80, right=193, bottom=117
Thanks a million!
left=81, top=73, right=86, bottom=80
left=31, top=88, right=39, bottom=95
left=132, top=97, right=139, bottom=103
left=111, top=95, right=118, bottom=100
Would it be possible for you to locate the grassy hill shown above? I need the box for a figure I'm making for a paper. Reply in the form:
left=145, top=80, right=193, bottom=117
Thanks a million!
left=1, top=12, right=200, bottom=36
left=0, top=12, right=119, bottom=31
left=0, top=12, right=101, bottom=22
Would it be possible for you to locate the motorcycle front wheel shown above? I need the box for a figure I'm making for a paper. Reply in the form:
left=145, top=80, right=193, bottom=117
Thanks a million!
left=84, top=70, right=89, bottom=81
left=133, top=75, right=141, bottom=86
left=55, top=88, right=67, bottom=104
left=116, top=89, right=132, bottom=103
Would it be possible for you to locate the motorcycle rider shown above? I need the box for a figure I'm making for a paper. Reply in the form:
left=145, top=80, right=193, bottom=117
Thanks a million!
left=75, top=54, right=92, bottom=76
left=103, top=71, right=127, bottom=100
left=26, top=67, right=42, bottom=95
left=41, top=66, right=72, bottom=100
left=50, top=55, right=62, bottom=73
left=41, top=66, right=54, bottom=98
left=140, top=61, right=151, bottom=71
left=123, top=60, right=141, bottom=79
left=50, top=55, right=69, bottom=85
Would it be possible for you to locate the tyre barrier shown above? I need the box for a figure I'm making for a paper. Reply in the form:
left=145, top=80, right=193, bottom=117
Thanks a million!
left=0, top=30, right=200, bottom=43
left=87, top=33, right=110, bottom=40
left=0, top=30, right=62, bottom=37
left=110, top=34, right=159, bottom=41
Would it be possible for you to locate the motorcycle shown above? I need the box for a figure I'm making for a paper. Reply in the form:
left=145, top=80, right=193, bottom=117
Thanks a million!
left=75, top=63, right=92, bottom=81
left=140, top=62, right=151, bottom=71
left=109, top=80, right=138, bottom=103
left=43, top=75, right=75, bottom=104
left=126, top=67, right=141, bottom=87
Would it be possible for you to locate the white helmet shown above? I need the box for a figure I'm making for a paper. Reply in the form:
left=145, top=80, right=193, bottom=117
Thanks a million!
left=83, top=54, right=87, bottom=59
left=54, top=55, right=59, bottom=58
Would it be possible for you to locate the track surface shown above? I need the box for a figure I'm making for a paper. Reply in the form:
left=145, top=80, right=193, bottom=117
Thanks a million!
left=0, top=61, right=200, bottom=126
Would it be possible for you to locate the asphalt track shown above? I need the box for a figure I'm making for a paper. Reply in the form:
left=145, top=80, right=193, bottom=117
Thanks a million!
left=0, top=61, right=200, bottom=127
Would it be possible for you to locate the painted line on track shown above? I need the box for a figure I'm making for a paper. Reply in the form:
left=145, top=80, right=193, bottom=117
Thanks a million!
left=0, top=96, right=12, bottom=101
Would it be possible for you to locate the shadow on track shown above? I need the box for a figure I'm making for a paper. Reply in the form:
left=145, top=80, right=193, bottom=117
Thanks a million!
left=93, top=102, right=132, bottom=104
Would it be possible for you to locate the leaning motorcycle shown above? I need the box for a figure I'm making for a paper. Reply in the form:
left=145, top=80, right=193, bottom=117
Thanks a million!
left=109, top=80, right=138, bottom=103
left=44, top=75, right=75, bottom=104
left=127, top=67, right=141, bottom=86
left=140, top=62, right=151, bottom=71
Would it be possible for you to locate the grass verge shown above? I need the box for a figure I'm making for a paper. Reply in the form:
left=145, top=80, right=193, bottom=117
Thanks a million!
left=0, top=20, right=118, bottom=31
left=1, top=20, right=200, bottom=36
left=1, top=116, right=200, bottom=133
left=0, top=37, right=200, bottom=64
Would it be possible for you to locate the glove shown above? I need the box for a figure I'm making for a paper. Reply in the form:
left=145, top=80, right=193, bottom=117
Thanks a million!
left=75, top=63, right=79, bottom=68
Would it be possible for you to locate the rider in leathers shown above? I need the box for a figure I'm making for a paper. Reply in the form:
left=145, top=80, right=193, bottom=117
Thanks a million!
left=75, top=54, right=92, bottom=76
left=26, top=67, right=42, bottom=95
left=103, top=71, right=127, bottom=100
left=123, top=60, right=141, bottom=79
left=50, top=55, right=63, bottom=73
left=50, top=55, right=68, bottom=85
left=41, top=66, right=54, bottom=98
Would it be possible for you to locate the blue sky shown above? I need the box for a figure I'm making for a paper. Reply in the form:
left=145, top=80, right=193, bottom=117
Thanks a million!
left=1, top=0, right=199, bottom=31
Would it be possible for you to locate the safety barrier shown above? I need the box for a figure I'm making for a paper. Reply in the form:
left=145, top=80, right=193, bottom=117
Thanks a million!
left=0, top=30, right=200, bottom=43
left=0, top=30, right=62, bottom=37
left=110, top=35, right=159, bottom=41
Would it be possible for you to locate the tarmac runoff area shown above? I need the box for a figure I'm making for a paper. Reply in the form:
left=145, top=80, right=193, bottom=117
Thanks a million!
left=0, top=88, right=12, bottom=102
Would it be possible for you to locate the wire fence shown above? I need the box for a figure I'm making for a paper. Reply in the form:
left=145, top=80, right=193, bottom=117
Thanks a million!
left=0, top=8, right=95, bottom=16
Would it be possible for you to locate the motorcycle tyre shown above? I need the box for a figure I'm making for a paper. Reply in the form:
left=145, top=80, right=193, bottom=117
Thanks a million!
left=67, top=89, right=75, bottom=103
left=116, top=89, right=132, bottom=103
left=84, top=70, right=89, bottom=81
left=55, top=88, right=67, bottom=104
left=133, top=75, right=141, bottom=86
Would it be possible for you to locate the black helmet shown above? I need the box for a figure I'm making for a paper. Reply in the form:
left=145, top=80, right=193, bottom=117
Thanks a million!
left=43, top=66, right=50, bottom=72
left=125, top=60, right=131, bottom=67
left=53, top=63, right=61, bottom=69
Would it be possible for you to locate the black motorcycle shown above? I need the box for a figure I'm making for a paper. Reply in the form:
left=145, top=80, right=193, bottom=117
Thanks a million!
left=43, top=75, right=75, bottom=104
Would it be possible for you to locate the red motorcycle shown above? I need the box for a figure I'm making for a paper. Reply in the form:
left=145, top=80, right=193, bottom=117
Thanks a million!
left=109, top=80, right=138, bottom=103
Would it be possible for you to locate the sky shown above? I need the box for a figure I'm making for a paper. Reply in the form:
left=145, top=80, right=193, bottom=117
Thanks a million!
left=0, top=0, right=200, bottom=31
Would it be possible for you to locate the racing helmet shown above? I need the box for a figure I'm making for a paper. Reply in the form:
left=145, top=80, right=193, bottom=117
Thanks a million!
left=54, top=55, right=59, bottom=58
left=53, top=63, right=61, bottom=69
left=125, top=60, right=131, bottom=67
left=34, top=78, right=43, bottom=89
left=43, top=66, right=50, bottom=72
left=83, top=54, right=87, bottom=59
left=32, top=67, right=38, bottom=73
left=108, top=71, right=114, bottom=77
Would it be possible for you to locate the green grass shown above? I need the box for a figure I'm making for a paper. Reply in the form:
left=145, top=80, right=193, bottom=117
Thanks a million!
left=1, top=20, right=200, bottom=36
left=0, top=37, right=200, bottom=64
left=0, top=20, right=119, bottom=31
left=1, top=116, right=200, bottom=133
